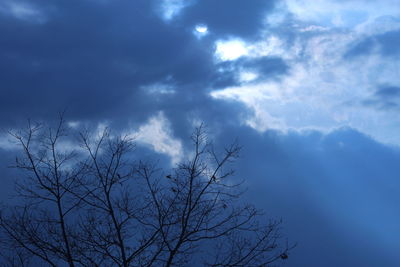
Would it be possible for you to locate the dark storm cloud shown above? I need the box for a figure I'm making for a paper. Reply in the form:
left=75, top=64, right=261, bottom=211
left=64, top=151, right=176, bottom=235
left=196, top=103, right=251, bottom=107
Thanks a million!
left=0, top=0, right=277, bottom=204
left=0, top=0, right=285, bottom=131
left=0, top=0, right=213, bottom=126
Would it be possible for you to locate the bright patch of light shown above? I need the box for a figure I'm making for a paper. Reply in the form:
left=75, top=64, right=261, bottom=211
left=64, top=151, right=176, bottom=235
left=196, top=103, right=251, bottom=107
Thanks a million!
left=214, top=36, right=286, bottom=62
left=215, top=39, right=249, bottom=61
left=195, top=24, right=208, bottom=33
left=239, top=71, right=258, bottom=82
left=193, top=24, right=208, bottom=39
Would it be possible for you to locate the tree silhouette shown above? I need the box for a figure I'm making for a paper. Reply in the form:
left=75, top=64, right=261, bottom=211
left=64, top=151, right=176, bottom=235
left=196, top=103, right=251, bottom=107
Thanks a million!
left=0, top=116, right=292, bottom=266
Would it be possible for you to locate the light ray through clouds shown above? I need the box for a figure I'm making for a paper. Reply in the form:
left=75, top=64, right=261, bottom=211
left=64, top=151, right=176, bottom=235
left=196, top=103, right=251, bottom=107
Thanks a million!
left=210, top=0, right=400, bottom=144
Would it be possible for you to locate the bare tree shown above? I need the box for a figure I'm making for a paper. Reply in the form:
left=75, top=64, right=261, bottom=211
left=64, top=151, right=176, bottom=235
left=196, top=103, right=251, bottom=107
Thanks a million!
left=0, top=118, right=293, bottom=266
left=0, top=116, right=84, bottom=266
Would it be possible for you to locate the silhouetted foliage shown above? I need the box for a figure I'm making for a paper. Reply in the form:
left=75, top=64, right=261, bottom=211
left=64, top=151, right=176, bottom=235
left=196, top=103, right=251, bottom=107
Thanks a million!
left=0, top=115, right=292, bottom=266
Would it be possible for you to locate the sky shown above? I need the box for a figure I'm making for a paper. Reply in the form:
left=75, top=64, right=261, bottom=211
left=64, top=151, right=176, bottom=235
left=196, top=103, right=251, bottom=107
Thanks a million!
left=0, top=0, right=400, bottom=266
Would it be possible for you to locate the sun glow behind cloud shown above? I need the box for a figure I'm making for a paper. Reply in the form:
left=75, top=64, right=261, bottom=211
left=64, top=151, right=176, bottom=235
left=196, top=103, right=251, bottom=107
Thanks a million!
left=215, top=39, right=249, bottom=61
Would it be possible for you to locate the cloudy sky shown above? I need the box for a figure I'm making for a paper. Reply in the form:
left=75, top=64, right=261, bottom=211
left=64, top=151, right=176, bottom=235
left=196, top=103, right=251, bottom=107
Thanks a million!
left=0, top=0, right=400, bottom=266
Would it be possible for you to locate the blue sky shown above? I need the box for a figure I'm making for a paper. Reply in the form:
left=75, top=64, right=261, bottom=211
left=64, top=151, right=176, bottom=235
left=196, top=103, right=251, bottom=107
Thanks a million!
left=0, top=0, right=399, bottom=266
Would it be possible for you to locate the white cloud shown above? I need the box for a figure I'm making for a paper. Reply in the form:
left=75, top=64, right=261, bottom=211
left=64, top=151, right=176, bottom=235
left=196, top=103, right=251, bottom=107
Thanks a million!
left=355, top=15, right=400, bottom=36
left=211, top=13, right=400, bottom=144
left=133, top=112, right=183, bottom=164
left=248, top=36, right=286, bottom=58
left=285, top=0, right=400, bottom=28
